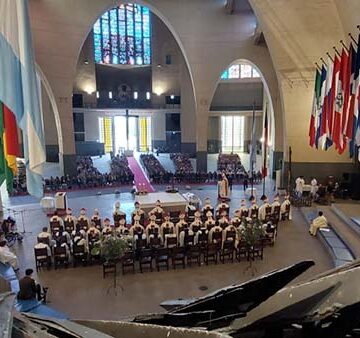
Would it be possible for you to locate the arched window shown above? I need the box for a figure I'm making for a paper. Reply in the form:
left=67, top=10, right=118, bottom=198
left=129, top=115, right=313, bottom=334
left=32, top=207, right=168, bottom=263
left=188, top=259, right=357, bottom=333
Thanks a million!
left=221, top=63, right=260, bottom=80
left=93, top=4, right=151, bottom=65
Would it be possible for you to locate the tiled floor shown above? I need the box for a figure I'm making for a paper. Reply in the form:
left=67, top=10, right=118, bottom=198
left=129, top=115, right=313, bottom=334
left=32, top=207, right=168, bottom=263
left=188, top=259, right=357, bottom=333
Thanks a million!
left=3, top=183, right=334, bottom=321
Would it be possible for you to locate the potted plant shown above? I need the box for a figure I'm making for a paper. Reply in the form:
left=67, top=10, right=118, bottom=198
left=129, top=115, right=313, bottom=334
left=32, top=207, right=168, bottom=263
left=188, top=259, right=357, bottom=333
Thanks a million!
left=101, top=235, right=129, bottom=264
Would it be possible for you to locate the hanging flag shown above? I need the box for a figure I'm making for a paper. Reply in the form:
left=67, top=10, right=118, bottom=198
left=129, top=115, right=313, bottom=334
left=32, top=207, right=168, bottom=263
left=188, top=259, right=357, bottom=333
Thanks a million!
left=345, top=43, right=357, bottom=150
left=0, top=0, right=45, bottom=198
left=262, top=106, right=268, bottom=178
left=309, top=69, right=321, bottom=147
left=315, top=65, right=327, bottom=148
left=333, top=48, right=350, bottom=153
left=0, top=103, right=20, bottom=194
left=352, top=34, right=360, bottom=161
left=320, top=57, right=333, bottom=150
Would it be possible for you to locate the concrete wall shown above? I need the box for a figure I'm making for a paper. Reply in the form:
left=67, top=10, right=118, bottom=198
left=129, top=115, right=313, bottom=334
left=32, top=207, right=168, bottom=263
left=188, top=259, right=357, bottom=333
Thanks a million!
left=210, top=80, right=263, bottom=111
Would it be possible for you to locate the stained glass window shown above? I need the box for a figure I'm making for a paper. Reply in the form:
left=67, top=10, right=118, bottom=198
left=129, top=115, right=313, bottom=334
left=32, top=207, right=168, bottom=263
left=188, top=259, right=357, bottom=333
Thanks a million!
left=220, top=64, right=261, bottom=80
left=93, top=4, right=151, bottom=65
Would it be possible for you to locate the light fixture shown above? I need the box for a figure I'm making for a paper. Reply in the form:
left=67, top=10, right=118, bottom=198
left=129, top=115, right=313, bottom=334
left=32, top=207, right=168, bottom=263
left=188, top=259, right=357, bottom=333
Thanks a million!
left=109, top=91, right=113, bottom=99
left=84, top=59, right=89, bottom=65
left=133, top=91, right=138, bottom=100
left=260, top=137, right=265, bottom=143
left=154, top=87, right=164, bottom=96
left=170, top=94, right=175, bottom=100
left=96, top=91, right=99, bottom=99
left=146, top=91, right=151, bottom=100
left=84, top=85, right=94, bottom=95
left=157, top=64, right=162, bottom=68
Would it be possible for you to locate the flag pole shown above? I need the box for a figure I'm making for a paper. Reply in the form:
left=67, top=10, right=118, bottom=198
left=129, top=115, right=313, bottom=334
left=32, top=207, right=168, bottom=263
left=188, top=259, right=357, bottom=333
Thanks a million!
left=262, top=104, right=267, bottom=197
left=250, top=100, right=255, bottom=199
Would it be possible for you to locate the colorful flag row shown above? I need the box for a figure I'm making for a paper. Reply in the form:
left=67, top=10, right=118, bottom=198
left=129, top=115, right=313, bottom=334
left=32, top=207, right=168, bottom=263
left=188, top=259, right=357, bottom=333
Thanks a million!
left=309, top=33, right=360, bottom=161
left=0, top=0, right=46, bottom=198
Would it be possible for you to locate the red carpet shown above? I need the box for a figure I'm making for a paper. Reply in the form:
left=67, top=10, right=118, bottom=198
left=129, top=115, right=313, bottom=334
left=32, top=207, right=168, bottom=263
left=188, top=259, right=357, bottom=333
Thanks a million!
left=128, top=157, right=155, bottom=192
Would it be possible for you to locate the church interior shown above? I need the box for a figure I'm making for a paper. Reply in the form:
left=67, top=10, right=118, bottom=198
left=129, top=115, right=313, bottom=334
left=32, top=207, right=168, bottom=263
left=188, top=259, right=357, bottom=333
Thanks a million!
left=1, top=0, right=360, bottom=337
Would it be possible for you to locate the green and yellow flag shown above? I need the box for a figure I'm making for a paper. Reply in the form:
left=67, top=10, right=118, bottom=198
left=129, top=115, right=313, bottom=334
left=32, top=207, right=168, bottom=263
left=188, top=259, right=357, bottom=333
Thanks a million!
left=0, top=102, right=20, bottom=194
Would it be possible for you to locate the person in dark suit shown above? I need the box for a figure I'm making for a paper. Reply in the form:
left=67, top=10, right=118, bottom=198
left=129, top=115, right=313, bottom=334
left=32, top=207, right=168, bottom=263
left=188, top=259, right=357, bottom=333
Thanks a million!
left=17, top=268, right=42, bottom=301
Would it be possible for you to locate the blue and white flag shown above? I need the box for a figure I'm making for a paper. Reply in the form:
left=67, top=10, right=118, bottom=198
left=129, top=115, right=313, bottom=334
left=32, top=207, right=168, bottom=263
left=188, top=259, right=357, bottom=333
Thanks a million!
left=0, top=0, right=45, bottom=198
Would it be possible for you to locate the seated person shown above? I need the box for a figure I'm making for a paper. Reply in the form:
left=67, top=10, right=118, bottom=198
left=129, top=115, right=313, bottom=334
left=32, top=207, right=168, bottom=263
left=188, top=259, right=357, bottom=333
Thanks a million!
left=216, top=200, right=229, bottom=216
left=0, top=239, right=18, bottom=270
left=17, top=268, right=45, bottom=301
left=146, top=214, right=162, bottom=244
left=218, top=211, right=229, bottom=229
left=185, top=201, right=197, bottom=214
left=91, top=208, right=102, bottom=229
left=175, top=212, right=188, bottom=238
left=150, top=200, right=164, bottom=219
left=280, top=195, right=292, bottom=220
left=272, top=195, right=281, bottom=214
left=37, top=227, right=54, bottom=246
left=204, top=211, right=216, bottom=230
left=34, top=238, right=52, bottom=259
left=77, top=208, right=90, bottom=231
left=258, top=197, right=271, bottom=222
left=190, top=211, right=203, bottom=232
left=201, top=198, right=213, bottom=214
left=102, top=218, right=113, bottom=236
left=131, top=202, right=145, bottom=225
left=113, top=201, right=126, bottom=226
left=309, top=211, right=328, bottom=236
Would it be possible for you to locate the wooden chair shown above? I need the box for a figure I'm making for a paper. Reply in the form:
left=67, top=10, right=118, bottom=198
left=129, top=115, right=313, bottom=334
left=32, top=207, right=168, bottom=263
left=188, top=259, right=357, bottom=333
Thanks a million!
left=113, top=214, right=125, bottom=227
left=192, top=224, right=200, bottom=233
left=53, top=246, right=69, bottom=269
left=155, top=247, right=170, bottom=271
left=197, top=231, right=209, bottom=251
left=204, top=243, right=219, bottom=265
left=154, top=212, right=163, bottom=225
left=139, top=249, right=153, bottom=273
left=187, top=245, right=201, bottom=266
left=248, top=240, right=264, bottom=260
left=236, top=240, right=248, bottom=261
left=171, top=247, right=186, bottom=269
left=34, top=248, right=51, bottom=271
left=241, top=210, right=249, bottom=218
left=263, top=225, right=277, bottom=246
left=225, top=230, right=236, bottom=242
left=184, top=234, right=195, bottom=247
left=63, top=220, right=74, bottom=234
left=37, top=236, right=50, bottom=246
left=250, top=208, right=259, bottom=219
left=272, top=206, right=281, bottom=225
left=72, top=244, right=87, bottom=267
left=281, top=204, right=291, bottom=220
left=186, top=209, right=196, bottom=223
left=50, top=221, right=61, bottom=236
left=265, top=206, right=272, bottom=222
left=220, top=240, right=235, bottom=263
left=212, top=230, right=223, bottom=244
left=170, top=211, right=181, bottom=224
left=103, top=261, right=116, bottom=278
left=166, top=236, right=178, bottom=248
left=121, top=251, right=135, bottom=274
left=149, top=236, right=162, bottom=249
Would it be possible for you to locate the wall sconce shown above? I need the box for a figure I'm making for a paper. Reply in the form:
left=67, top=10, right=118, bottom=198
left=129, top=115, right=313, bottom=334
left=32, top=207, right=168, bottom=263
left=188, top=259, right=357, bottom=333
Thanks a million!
left=109, top=91, right=113, bottom=99
left=146, top=91, right=151, bottom=100
left=133, top=91, right=138, bottom=100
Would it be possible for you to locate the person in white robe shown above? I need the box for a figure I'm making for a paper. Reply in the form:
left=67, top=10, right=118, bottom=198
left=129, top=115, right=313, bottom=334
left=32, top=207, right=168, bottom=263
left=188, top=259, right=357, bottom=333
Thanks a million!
left=309, top=211, right=328, bottom=236
left=258, top=197, right=271, bottom=222
left=280, top=195, right=292, bottom=220
left=218, top=172, right=229, bottom=199
left=295, top=176, right=305, bottom=197
left=310, top=177, right=318, bottom=198
left=0, top=240, right=18, bottom=270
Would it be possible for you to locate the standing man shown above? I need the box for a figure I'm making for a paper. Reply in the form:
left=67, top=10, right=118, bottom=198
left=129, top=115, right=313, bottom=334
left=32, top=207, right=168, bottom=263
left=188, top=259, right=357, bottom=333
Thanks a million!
left=295, top=176, right=305, bottom=197
left=310, top=177, right=318, bottom=199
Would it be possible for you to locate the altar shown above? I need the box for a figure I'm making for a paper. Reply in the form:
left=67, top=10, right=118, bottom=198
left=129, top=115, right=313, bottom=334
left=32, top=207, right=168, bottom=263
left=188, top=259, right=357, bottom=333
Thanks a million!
left=135, top=191, right=188, bottom=213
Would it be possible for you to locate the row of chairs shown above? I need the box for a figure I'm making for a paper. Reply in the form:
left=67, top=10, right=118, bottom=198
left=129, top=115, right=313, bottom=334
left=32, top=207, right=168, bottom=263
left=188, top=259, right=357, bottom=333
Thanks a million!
left=34, top=244, right=92, bottom=271
left=119, top=240, right=264, bottom=275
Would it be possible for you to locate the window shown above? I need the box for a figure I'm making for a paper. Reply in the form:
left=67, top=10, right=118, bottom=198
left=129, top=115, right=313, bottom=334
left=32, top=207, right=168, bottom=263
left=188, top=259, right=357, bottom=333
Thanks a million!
left=220, top=63, right=260, bottom=80
left=139, top=117, right=152, bottom=152
left=98, top=117, right=113, bottom=153
left=221, top=116, right=245, bottom=153
left=93, top=4, right=151, bottom=65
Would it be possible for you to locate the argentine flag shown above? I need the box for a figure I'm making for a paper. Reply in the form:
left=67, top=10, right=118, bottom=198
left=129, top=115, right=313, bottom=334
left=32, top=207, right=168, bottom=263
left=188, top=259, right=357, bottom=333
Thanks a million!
left=0, top=0, right=45, bottom=198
